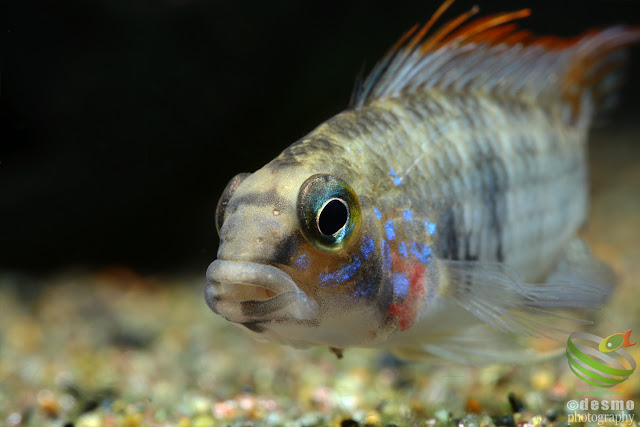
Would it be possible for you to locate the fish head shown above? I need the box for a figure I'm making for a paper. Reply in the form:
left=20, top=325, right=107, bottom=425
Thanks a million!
left=205, top=162, right=392, bottom=349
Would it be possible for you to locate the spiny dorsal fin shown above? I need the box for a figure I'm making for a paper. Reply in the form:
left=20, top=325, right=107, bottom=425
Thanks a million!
left=350, top=1, right=640, bottom=123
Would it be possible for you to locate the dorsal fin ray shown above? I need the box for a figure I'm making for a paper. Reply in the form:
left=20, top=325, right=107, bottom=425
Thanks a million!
left=444, top=8, right=531, bottom=44
left=350, top=2, right=640, bottom=124
left=418, top=5, right=479, bottom=53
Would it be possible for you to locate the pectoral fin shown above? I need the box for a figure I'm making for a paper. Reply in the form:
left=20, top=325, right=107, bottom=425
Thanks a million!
left=392, top=323, right=563, bottom=365
left=439, top=238, right=615, bottom=339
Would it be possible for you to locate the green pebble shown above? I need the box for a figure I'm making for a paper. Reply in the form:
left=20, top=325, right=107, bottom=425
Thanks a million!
left=192, top=414, right=216, bottom=427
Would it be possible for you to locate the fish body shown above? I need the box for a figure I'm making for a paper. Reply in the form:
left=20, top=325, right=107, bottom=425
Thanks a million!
left=205, top=2, right=639, bottom=363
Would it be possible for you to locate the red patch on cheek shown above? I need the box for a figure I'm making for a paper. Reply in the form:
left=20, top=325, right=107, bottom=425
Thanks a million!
left=387, top=251, right=426, bottom=331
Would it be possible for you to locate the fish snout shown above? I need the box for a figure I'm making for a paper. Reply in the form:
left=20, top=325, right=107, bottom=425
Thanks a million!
left=204, top=260, right=319, bottom=323
left=216, top=213, right=287, bottom=261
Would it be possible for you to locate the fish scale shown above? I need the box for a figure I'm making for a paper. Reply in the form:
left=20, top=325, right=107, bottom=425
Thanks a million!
left=205, top=2, right=638, bottom=362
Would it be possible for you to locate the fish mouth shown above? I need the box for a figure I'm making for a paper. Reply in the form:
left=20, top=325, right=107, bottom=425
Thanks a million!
left=204, top=260, right=319, bottom=323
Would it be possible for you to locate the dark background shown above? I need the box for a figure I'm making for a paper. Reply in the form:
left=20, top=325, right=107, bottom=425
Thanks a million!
left=3, top=0, right=640, bottom=275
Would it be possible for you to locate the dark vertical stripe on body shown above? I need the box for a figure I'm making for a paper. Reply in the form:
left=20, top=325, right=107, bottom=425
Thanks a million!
left=436, top=208, right=459, bottom=260
left=483, top=158, right=505, bottom=262
left=436, top=157, right=507, bottom=262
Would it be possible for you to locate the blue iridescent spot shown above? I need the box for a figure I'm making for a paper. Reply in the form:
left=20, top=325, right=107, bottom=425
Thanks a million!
left=353, top=278, right=375, bottom=300
left=403, top=209, right=412, bottom=221
left=382, top=239, right=392, bottom=270
left=389, top=168, right=402, bottom=186
left=398, top=241, right=408, bottom=258
left=427, top=223, right=436, bottom=235
left=319, top=258, right=362, bottom=287
left=373, top=207, right=383, bottom=220
left=410, top=242, right=431, bottom=264
left=361, top=235, right=374, bottom=260
left=317, top=235, right=376, bottom=290
left=392, top=273, right=409, bottom=298
left=295, top=254, right=310, bottom=270
left=385, top=220, right=396, bottom=240
left=424, top=220, right=437, bottom=236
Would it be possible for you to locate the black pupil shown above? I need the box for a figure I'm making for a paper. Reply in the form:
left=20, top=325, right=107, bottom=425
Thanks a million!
left=318, top=199, right=348, bottom=236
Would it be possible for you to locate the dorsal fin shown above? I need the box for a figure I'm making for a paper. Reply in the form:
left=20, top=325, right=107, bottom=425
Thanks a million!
left=350, top=2, right=640, bottom=123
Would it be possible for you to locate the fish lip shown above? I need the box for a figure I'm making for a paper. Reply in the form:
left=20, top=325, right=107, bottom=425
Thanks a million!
left=204, top=259, right=318, bottom=323
left=206, top=259, right=299, bottom=295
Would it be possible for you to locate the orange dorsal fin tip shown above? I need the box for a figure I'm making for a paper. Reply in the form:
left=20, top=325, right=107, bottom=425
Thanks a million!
left=391, top=24, right=419, bottom=52
left=351, top=2, right=640, bottom=111
left=465, top=23, right=518, bottom=44
left=403, top=0, right=455, bottom=53
left=420, top=5, right=480, bottom=53
left=428, top=0, right=458, bottom=32
left=447, top=8, right=531, bottom=43
left=501, top=29, right=532, bottom=45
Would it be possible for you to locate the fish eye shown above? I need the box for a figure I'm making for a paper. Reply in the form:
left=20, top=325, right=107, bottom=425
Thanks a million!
left=298, top=174, right=360, bottom=250
left=215, top=172, right=250, bottom=236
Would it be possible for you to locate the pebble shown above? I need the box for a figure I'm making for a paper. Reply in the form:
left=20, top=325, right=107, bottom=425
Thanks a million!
left=213, top=400, right=237, bottom=419
left=189, top=396, right=212, bottom=415
left=264, top=412, right=283, bottom=425
left=530, top=415, right=544, bottom=427
left=465, top=398, right=483, bottom=414
left=311, top=386, right=333, bottom=411
left=297, top=412, right=325, bottom=426
left=192, top=414, right=216, bottom=427
left=435, top=409, right=451, bottom=423
left=121, top=412, right=144, bottom=427
left=237, top=394, right=255, bottom=411
left=6, top=413, right=22, bottom=426
left=530, top=370, right=553, bottom=391
left=76, top=413, right=103, bottom=427
left=37, top=389, right=60, bottom=417
left=364, top=411, right=381, bottom=425
left=457, top=414, right=497, bottom=427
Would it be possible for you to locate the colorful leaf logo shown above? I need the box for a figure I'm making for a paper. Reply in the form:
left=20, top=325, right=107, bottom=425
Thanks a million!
left=566, top=331, right=636, bottom=388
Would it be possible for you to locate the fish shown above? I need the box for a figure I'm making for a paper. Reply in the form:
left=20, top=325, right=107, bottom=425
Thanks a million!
left=204, top=0, right=640, bottom=364
left=598, top=330, right=636, bottom=353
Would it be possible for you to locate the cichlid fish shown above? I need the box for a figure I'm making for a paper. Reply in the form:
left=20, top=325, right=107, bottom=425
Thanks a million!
left=204, top=1, right=640, bottom=363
